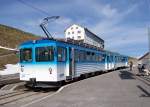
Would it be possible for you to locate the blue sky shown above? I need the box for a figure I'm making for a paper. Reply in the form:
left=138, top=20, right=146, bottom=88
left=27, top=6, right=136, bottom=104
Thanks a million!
left=0, top=0, right=150, bottom=58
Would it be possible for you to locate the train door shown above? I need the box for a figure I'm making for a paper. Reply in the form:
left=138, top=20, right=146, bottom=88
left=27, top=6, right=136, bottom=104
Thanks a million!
left=125, top=57, right=128, bottom=66
left=108, top=55, right=113, bottom=70
left=109, top=55, right=112, bottom=69
left=66, top=47, right=75, bottom=80
left=110, top=55, right=113, bottom=69
left=106, top=55, right=110, bottom=70
left=114, top=56, right=117, bottom=68
left=20, top=47, right=36, bottom=81
left=108, top=56, right=111, bottom=69
left=57, top=47, right=67, bottom=81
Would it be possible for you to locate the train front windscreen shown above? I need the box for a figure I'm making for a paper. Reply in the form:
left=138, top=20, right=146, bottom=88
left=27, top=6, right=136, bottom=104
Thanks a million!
left=20, top=46, right=54, bottom=63
left=20, top=48, right=32, bottom=63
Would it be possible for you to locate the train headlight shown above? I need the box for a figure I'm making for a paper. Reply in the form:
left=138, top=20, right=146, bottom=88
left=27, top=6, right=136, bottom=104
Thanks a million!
left=49, top=67, right=52, bottom=74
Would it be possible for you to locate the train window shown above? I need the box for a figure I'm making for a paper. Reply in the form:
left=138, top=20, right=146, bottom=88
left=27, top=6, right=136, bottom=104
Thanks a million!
left=91, top=52, right=96, bottom=61
left=121, top=57, right=126, bottom=62
left=20, top=48, right=32, bottom=62
left=86, top=51, right=92, bottom=61
left=118, top=57, right=121, bottom=62
left=57, top=47, right=67, bottom=62
left=109, top=56, right=112, bottom=62
left=98, top=54, right=104, bottom=62
left=102, top=54, right=105, bottom=62
left=117, top=57, right=119, bottom=62
left=95, top=54, right=99, bottom=62
left=36, top=46, right=54, bottom=62
left=75, top=49, right=79, bottom=62
left=79, top=50, right=85, bottom=61
left=98, top=55, right=102, bottom=61
left=87, top=51, right=90, bottom=55
left=75, top=50, right=86, bottom=62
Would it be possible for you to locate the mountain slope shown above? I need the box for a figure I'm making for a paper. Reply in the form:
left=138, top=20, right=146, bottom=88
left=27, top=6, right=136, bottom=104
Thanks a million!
left=0, top=24, right=41, bottom=69
left=0, top=24, right=40, bottom=48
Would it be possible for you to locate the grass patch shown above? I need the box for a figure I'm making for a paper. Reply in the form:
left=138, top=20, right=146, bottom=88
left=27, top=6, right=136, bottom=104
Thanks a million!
left=0, top=24, right=41, bottom=69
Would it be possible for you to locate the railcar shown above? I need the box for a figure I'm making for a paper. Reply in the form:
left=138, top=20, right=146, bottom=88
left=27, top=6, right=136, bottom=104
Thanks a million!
left=19, top=39, right=128, bottom=88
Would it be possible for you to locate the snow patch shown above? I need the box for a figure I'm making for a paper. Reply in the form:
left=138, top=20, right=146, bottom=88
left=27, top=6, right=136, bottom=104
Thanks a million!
left=0, top=64, right=20, bottom=75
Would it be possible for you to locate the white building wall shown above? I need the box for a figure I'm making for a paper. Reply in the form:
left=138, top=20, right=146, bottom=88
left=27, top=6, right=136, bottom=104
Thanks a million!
left=65, top=24, right=104, bottom=48
left=65, top=24, right=85, bottom=40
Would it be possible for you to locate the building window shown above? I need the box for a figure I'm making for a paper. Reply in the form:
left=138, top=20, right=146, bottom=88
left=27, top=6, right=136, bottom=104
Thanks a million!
left=77, top=36, right=81, bottom=39
left=76, top=27, right=78, bottom=29
left=71, top=27, right=73, bottom=30
left=72, top=31, right=74, bottom=34
left=77, top=31, right=81, bottom=33
left=68, top=32, right=70, bottom=35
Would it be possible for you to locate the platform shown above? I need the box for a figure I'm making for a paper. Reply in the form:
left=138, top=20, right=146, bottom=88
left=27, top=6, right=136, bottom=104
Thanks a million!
left=18, top=69, right=150, bottom=107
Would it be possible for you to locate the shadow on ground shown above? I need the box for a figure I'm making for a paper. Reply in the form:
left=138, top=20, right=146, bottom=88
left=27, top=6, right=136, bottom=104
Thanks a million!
left=137, top=85, right=150, bottom=97
left=119, top=70, right=135, bottom=79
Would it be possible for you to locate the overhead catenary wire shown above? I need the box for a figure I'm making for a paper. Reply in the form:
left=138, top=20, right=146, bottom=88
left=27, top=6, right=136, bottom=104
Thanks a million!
left=17, top=0, right=50, bottom=16
left=17, top=0, right=62, bottom=39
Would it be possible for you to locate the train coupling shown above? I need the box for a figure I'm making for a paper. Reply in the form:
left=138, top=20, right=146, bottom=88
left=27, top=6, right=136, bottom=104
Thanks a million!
left=29, top=78, right=37, bottom=87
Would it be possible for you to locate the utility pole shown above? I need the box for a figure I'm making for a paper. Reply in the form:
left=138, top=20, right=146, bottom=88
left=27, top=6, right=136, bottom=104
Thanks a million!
left=148, top=27, right=150, bottom=65
left=148, top=27, right=150, bottom=51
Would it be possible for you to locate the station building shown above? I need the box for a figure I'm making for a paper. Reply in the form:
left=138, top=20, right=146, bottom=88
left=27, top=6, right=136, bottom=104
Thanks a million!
left=65, top=24, right=104, bottom=49
left=138, top=52, right=150, bottom=64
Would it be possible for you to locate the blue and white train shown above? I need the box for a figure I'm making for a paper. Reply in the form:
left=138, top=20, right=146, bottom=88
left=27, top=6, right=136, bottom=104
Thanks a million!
left=19, top=39, right=128, bottom=88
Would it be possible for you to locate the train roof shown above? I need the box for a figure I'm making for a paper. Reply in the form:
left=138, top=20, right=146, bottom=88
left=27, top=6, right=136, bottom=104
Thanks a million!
left=20, top=38, right=104, bottom=50
left=20, top=38, right=127, bottom=57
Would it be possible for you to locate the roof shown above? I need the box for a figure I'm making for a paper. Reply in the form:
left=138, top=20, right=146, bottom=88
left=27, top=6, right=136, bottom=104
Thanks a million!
left=64, top=24, right=104, bottom=43
left=84, top=28, right=104, bottom=42
left=138, top=52, right=150, bottom=60
left=20, top=38, right=125, bottom=56
left=20, top=38, right=105, bottom=51
left=64, top=24, right=83, bottom=32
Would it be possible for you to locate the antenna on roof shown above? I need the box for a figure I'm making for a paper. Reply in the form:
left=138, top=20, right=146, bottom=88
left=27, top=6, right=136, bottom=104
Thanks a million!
left=40, top=16, right=60, bottom=39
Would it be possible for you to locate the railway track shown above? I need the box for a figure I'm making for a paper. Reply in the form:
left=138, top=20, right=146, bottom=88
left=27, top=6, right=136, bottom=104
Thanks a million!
left=0, top=88, right=57, bottom=106
left=0, top=91, right=27, bottom=100
left=135, top=75, right=150, bottom=86
left=0, top=90, right=35, bottom=105
left=0, top=74, right=20, bottom=88
left=143, top=76, right=150, bottom=82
